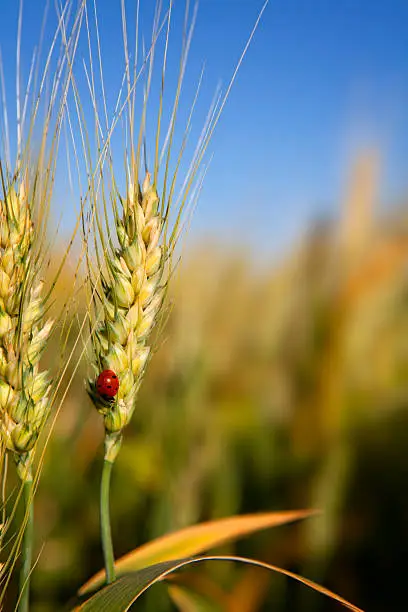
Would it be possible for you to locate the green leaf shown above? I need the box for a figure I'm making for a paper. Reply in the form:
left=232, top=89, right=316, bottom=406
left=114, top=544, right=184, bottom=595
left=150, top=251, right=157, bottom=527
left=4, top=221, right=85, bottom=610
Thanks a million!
left=75, top=556, right=364, bottom=612
left=79, top=509, right=317, bottom=595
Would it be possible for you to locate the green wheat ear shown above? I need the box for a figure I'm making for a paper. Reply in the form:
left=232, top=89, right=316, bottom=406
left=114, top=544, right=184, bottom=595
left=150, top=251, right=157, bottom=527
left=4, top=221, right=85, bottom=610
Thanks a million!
left=0, top=178, right=53, bottom=481
left=87, top=171, right=167, bottom=461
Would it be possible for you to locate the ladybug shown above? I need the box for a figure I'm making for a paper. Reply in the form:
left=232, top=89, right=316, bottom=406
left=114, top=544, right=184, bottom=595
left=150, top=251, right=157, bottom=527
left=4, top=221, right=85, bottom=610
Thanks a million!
left=96, top=369, right=119, bottom=399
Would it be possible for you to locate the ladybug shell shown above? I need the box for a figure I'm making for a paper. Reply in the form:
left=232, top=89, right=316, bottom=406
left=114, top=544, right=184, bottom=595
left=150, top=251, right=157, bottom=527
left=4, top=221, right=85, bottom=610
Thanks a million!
left=96, top=369, right=120, bottom=398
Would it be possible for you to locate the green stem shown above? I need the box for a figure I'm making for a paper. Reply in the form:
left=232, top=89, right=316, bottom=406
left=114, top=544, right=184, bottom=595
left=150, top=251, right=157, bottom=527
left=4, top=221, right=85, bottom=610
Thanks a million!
left=18, top=479, right=34, bottom=612
left=100, top=459, right=116, bottom=584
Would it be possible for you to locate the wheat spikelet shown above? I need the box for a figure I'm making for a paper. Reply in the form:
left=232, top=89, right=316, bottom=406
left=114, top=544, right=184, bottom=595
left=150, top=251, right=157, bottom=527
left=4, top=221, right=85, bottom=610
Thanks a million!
left=87, top=171, right=166, bottom=460
left=0, top=178, right=53, bottom=481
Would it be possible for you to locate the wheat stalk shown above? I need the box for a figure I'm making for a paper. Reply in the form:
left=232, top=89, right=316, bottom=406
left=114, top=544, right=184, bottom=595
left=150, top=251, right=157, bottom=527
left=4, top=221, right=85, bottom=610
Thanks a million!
left=84, top=165, right=171, bottom=583
left=0, top=172, right=54, bottom=612
left=0, top=2, right=88, bottom=607
left=80, top=0, right=204, bottom=582
left=78, top=0, right=269, bottom=588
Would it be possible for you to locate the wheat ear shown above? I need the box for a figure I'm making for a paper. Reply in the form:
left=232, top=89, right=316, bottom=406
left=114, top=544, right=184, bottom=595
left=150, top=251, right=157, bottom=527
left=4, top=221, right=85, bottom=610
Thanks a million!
left=0, top=178, right=53, bottom=480
left=0, top=175, right=53, bottom=611
left=87, top=171, right=165, bottom=461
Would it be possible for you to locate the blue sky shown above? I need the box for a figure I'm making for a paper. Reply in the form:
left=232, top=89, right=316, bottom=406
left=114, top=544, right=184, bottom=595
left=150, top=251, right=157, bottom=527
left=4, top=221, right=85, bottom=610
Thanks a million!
left=1, top=0, right=408, bottom=259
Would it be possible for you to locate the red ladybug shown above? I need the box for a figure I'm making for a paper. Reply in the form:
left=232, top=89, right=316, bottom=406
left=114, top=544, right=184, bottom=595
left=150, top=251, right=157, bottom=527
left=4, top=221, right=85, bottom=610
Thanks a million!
left=96, top=369, right=119, bottom=398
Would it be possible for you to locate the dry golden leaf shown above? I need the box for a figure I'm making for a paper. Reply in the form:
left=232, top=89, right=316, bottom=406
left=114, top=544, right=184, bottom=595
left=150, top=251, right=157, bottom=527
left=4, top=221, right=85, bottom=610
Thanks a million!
left=79, top=509, right=317, bottom=595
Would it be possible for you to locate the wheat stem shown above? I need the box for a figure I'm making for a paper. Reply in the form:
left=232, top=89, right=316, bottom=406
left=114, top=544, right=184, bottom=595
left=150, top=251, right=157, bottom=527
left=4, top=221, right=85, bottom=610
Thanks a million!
left=18, top=478, right=33, bottom=612
left=100, top=458, right=115, bottom=585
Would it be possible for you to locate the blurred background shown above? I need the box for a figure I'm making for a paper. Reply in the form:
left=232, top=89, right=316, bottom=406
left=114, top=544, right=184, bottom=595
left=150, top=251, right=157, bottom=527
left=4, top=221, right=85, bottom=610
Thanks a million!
left=8, top=151, right=406, bottom=612
left=2, top=0, right=408, bottom=611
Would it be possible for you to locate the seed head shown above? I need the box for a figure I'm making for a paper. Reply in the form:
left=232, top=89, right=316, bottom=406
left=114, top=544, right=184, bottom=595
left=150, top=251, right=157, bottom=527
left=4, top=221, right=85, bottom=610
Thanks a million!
left=0, top=182, right=53, bottom=478
left=88, top=173, right=166, bottom=439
